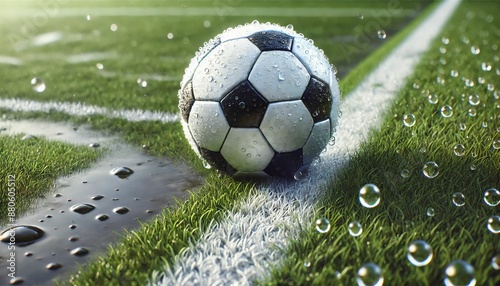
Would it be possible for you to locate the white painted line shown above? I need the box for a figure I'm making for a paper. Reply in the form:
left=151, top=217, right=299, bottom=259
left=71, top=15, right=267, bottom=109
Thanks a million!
left=151, top=0, right=462, bottom=285
left=0, top=98, right=179, bottom=123
left=1, top=7, right=416, bottom=18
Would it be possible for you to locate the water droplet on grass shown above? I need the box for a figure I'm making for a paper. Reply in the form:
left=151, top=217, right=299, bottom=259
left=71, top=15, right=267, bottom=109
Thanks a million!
left=70, top=203, right=95, bottom=214
left=70, top=247, right=89, bottom=256
left=492, top=254, right=500, bottom=270
left=426, top=207, right=435, bottom=217
left=403, top=114, right=416, bottom=127
left=357, top=262, right=383, bottom=286
left=484, top=188, right=500, bottom=206
left=31, top=77, right=46, bottom=92
left=450, top=70, right=458, bottom=77
left=453, top=144, right=465, bottom=156
left=400, top=169, right=410, bottom=179
left=470, top=46, right=480, bottom=55
left=468, top=94, right=480, bottom=105
left=110, top=167, right=134, bottom=178
left=377, top=30, right=386, bottom=39
left=359, top=184, right=381, bottom=208
left=315, top=218, right=330, bottom=233
left=442, top=37, right=450, bottom=44
left=444, top=260, right=476, bottom=286
left=96, top=63, right=104, bottom=70
left=407, top=240, right=433, bottom=267
left=348, top=221, right=362, bottom=236
left=487, top=215, right=500, bottom=233
left=493, top=139, right=500, bottom=150
left=440, top=105, right=453, bottom=117
left=481, top=62, right=492, bottom=71
left=422, top=162, right=439, bottom=178
left=0, top=225, right=44, bottom=245
left=452, top=192, right=465, bottom=207
left=113, top=206, right=130, bottom=214
left=303, top=260, right=311, bottom=268
left=428, top=94, right=439, bottom=104
left=137, top=78, right=147, bottom=87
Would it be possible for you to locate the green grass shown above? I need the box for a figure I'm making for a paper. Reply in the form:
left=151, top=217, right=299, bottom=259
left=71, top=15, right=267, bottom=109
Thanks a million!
left=262, top=1, right=500, bottom=285
left=0, top=134, right=103, bottom=225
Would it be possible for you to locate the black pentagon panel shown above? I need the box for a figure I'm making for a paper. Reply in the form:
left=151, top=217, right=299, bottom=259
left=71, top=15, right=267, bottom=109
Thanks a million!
left=264, top=149, right=303, bottom=179
left=178, top=81, right=195, bottom=123
left=221, top=81, right=268, bottom=127
left=199, top=148, right=237, bottom=176
left=301, top=77, right=332, bottom=123
left=248, top=30, right=293, bottom=51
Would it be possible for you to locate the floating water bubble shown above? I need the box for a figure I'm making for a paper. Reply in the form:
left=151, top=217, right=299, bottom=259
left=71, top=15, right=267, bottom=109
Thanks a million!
left=439, top=47, right=447, bottom=54
left=348, top=221, right=363, bottom=237
left=481, top=62, right=492, bottom=71
left=478, top=77, right=485, bottom=84
left=357, top=262, right=383, bottom=286
left=468, top=94, right=480, bottom=105
left=377, top=30, right=386, bottom=39
left=46, top=262, right=62, bottom=270
left=86, top=15, right=91, bottom=21
left=492, top=254, right=500, bottom=270
left=0, top=225, right=44, bottom=245
left=461, top=36, right=470, bottom=44
left=465, top=79, right=474, bottom=87
left=428, top=94, right=439, bottom=104
left=493, top=90, right=500, bottom=100
left=436, top=77, right=445, bottom=85
left=483, top=188, right=500, bottom=206
left=315, top=218, right=331, bottom=233
left=468, top=108, right=477, bottom=117
left=110, top=24, right=118, bottom=32
left=487, top=215, right=500, bottom=233
left=70, top=247, right=89, bottom=256
left=493, top=139, right=500, bottom=150
left=407, top=240, right=433, bottom=267
left=167, top=32, right=174, bottom=40
left=452, top=192, right=465, bottom=207
left=422, top=162, right=439, bottom=178
left=359, top=184, right=381, bottom=208
left=426, top=207, right=435, bottom=217
left=470, top=46, right=480, bottom=55
left=400, top=169, right=410, bottom=179
left=113, top=206, right=130, bottom=214
left=31, top=77, right=46, bottom=92
left=403, top=114, right=416, bottom=127
left=444, top=260, right=476, bottom=286
left=413, top=82, right=420, bottom=89
left=442, top=37, right=450, bottom=44
left=110, top=166, right=134, bottom=178
left=450, top=70, right=458, bottom=77
left=70, top=203, right=95, bottom=214
left=95, top=214, right=109, bottom=221
left=440, top=105, right=453, bottom=118
left=137, top=78, right=147, bottom=87
left=96, top=63, right=104, bottom=70
left=487, top=83, right=495, bottom=91
left=453, top=144, right=465, bottom=156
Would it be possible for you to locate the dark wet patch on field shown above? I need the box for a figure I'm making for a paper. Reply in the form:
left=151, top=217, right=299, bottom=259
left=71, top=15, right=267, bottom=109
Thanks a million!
left=0, top=121, right=202, bottom=285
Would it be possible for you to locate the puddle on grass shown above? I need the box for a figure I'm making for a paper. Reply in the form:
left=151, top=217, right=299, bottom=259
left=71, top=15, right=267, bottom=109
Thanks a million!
left=0, top=120, right=203, bottom=285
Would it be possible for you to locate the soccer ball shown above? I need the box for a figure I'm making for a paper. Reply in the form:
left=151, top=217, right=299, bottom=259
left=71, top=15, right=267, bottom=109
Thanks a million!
left=178, top=21, right=340, bottom=179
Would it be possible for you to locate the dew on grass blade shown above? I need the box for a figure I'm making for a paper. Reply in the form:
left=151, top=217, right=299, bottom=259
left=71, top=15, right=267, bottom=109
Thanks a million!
left=422, top=162, right=439, bottom=178
left=315, top=218, right=331, bottom=233
left=407, top=240, right=433, bottom=267
left=377, top=30, right=386, bottom=39
left=481, top=62, right=492, bottom=71
left=492, top=254, right=500, bottom=270
left=357, top=262, right=383, bottom=286
left=493, top=139, right=500, bottom=150
left=452, top=192, right=465, bottom=207
left=444, top=260, right=476, bottom=286
left=426, top=207, right=435, bottom=217
left=31, top=77, right=46, bottom=92
left=428, top=94, right=439, bottom=104
left=470, top=46, right=480, bottom=55
left=359, top=184, right=381, bottom=208
left=468, top=94, right=480, bottom=106
left=453, top=144, right=465, bottom=156
left=110, top=167, right=134, bottom=178
left=0, top=225, right=44, bottom=245
left=137, top=78, right=147, bottom=87
left=450, top=70, right=458, bottom=77
left=348, top=221, right=362, bottom=237
left=484, top=188, right=500, bottom=206
left=468, top=108, right=477, bottom=117
left=400, top=169, right=410, bottom=179
left=440, top=105, right=453, bottom=118
left=403, top=114, right=415, bottom=127
left=70, top=203, right=95, bottom=214
left=487, top=215, right=500, bottom=234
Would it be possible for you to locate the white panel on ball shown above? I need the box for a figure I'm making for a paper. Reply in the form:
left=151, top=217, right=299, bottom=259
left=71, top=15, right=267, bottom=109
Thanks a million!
left=248, top=51, right=310, bottom=102
left=188, top=101, right=229, bottom=152
left=220, top=128, right=274, bottom=172
left=192, top=38, right=261, bottom=101
left=260, top=100, right=314, bottom=152
left=292, top=37, right=331, bottom=85
left=302, top=119, right=331, bottom=164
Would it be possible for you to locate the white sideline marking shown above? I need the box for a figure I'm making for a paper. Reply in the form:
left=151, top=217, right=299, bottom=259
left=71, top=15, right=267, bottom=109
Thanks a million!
left=1, top=7, right=415, bottom=18
left=151, top=0, right=462, bottom=285
left=0, top=98, right=179, bottom=123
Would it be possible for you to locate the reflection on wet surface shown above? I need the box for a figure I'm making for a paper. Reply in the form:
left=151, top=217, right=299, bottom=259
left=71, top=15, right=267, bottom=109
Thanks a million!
left=0, top=120, right=202, bottom=285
